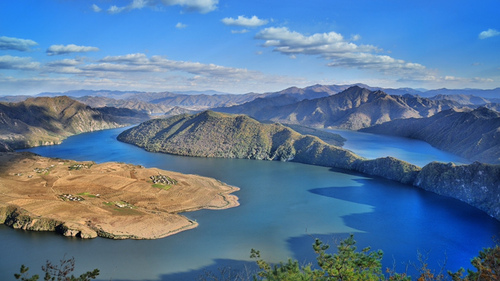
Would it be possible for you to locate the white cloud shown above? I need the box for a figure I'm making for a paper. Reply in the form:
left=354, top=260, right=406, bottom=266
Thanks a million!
left=222, top=15, right=268, bottom=27
left=176, top=22, right=187, bottom=29
left=161, top=0, right=218, bottom=13
left=46, top=44, right=100, bottom=56
left=46, top=58, right=82, bottom=67
left=94, top=53, right=256, bottom=78
left=91, top=4, right=102, bottom=12
left=102, top=0, right=218, bottom=14
left=0, top=36, right=38, bottom=52
left=479, top=28, right=500, bottom=39
left=0, top=55, right=40, bottom=70
left=255, top=27, right=429, bottom=78
left=0, top=52, right=302, bottom=95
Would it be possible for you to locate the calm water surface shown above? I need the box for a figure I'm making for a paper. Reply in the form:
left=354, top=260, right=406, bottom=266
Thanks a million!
left=1, top=127, right=498, bottom=280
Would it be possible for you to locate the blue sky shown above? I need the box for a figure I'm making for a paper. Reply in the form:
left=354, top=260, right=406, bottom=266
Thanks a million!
left=1, top=0, right=499, bottom=95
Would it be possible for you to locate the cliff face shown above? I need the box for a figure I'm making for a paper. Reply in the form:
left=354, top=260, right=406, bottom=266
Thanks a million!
left=414, top=162, right=500, bottom=220
left=0, top=205, right=97, bottom=238
left=354, top=157, right=421, bottom=185
left=0, top=96, right=149, bottom=149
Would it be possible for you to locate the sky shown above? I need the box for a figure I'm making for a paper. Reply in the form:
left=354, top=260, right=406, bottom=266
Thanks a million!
left=1, top=0, right=499, bottom=95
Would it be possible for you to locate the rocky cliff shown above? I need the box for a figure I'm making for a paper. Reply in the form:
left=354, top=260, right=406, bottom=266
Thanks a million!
left=414, top=161, right=500, bottom=220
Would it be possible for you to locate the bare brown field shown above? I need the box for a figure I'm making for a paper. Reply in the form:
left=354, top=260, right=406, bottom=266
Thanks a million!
left=0, top=152, right=239, bottom=239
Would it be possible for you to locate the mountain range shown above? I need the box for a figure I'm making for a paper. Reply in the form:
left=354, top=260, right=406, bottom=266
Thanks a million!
left=0, top=96, right=149, bottom=150
left=215, top=86, right=463, bottom=130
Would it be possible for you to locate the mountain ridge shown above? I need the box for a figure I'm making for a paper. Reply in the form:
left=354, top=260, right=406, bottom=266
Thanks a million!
left=216, top=86, right=462, bottom=130
left=0, top=96, right=149, bottom=150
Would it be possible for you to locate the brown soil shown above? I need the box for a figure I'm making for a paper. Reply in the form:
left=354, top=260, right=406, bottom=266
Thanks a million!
left=0, top=152, right=239, bottom=239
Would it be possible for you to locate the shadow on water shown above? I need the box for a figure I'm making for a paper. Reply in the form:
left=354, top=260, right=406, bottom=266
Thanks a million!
left=96, top=259, right=258, bottom=281
left=299, top=174, right=500, bottom=277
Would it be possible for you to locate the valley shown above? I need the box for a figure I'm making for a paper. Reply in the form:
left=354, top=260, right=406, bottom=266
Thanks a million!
left=1, top=83, right=499, bottom=280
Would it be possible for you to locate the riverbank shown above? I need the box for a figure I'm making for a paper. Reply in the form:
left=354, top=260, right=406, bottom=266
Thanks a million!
left=0, top=152, right=239, bottom=239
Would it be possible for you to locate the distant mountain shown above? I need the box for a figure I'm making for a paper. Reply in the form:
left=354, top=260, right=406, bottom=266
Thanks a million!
left=76, top=96, right=171, bottom=114
left=0, top=96, right=149, bottom=150
left=361, top=107, right=500, bottom=164
left=419, top=88, right=500, bottom=99
left=163, top=106, right=198, bottom=117
left=429, top=94, right=500, bottom=105
left=172, top=90, right=233, bottom=95
left=0, top=95, right=30, bottom=103
left=216, top=86, right=461, bottom=130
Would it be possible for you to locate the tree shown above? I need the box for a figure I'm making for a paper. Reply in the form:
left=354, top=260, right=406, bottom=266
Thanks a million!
left=449, top=242, right=500, bottom=281
left=14, top=256, right=99, bottom=281
left=251, top=234, right=410, bottom=281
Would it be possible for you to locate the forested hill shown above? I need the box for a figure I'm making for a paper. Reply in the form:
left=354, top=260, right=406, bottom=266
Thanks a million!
left=0, top=96, right=149, bottom=150
left=215, top=86, right=461, bottom=130
left=361, top=107, right=500, bottom=164
left=117, top=110, right=362, bottom=168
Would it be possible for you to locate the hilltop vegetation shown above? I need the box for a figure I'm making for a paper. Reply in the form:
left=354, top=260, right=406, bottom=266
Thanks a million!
left=0, top=96, right=149, bottom=150
left=118, top=111, right=362, bottom=169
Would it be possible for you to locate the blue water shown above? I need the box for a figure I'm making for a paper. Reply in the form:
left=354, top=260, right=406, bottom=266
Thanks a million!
left=1, top=127, right=498, bottom=281
left=328, top=129, right=469, bottom=167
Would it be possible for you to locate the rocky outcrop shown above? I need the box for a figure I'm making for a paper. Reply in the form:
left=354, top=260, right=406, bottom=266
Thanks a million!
left=414, top=161, right=500, bottom=220
left=0, top=206, right=97, bottom=238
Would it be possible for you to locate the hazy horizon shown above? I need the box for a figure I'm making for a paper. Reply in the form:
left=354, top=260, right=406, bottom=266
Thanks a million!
left=1, top=1, right=499, bottom=95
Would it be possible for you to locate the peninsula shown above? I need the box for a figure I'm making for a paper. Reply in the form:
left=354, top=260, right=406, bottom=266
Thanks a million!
left=0, top=152, right=239, bottom=239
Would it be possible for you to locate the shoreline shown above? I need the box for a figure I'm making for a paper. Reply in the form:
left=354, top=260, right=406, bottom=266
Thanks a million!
left=0, top=152, right=239, bottom=240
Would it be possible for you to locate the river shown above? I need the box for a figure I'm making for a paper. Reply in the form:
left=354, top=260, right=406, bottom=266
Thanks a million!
left=1, top=127, right=498, bottom=280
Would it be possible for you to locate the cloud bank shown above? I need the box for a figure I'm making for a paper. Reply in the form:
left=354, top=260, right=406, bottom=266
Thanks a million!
left=222, top=15, right=268, bottom=27
left=98, top=0, right=218, bottom=14
left=0, top=55, right=40, bottom=70
left=46, top=44, right=100, bottom=56
left=0, top=36, right=38, bottom=52
left=255, top=27, right=428, bottom=79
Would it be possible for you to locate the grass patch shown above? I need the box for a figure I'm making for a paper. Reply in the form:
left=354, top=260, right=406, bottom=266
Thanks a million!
left=77, top=192, right=97, bottom=198
left=152, top=183, right=172, bottom=190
